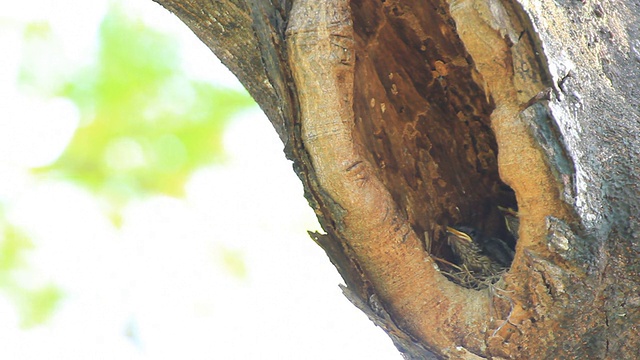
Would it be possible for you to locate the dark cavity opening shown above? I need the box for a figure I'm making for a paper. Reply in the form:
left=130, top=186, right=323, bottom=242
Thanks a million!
left=350, top=0, right=518, bottom=288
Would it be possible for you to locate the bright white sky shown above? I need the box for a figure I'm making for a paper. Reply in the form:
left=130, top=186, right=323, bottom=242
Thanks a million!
left=0, top=0, right=400, bottom=359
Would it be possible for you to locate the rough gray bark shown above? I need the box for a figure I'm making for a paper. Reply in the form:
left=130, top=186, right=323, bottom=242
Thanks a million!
left=153, top=0, right=640, bottom=358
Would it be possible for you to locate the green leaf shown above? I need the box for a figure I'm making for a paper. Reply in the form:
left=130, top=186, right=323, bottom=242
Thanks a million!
left=32, top=4, right=255, bottom=199
left=17, top=285, right=64, bottom=329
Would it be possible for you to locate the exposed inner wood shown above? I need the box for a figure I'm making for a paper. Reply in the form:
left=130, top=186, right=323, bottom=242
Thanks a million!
left=351, top=0, right=518, bottom=267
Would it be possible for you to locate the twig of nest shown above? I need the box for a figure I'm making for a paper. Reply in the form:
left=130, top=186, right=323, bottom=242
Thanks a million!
left=438, top=262, right=506, bottom=290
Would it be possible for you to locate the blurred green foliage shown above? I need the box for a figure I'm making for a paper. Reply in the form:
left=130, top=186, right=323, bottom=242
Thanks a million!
left=3, top=3, right=254, bottom=328
left=0, top=222, right=63, bottom=329
left=35, top=4, right=254, bottom=198
left=219, top=246, right=248, bottom=280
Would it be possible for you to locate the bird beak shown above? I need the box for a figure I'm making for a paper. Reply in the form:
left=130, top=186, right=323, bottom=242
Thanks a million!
left=498, top=206, right=519, bottom=217
left=446, top=227, right=473, bottom=242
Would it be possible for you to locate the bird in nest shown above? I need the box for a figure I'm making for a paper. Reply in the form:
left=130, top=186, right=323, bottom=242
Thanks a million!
left=446, top=226, right=515, bottom=279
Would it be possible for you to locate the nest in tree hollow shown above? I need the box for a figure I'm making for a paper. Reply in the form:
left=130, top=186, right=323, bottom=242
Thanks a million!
left=427, top=225, right=515, bottom=289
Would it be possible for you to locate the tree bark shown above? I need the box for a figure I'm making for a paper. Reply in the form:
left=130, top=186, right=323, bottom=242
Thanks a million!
left=153, top=0, right=640, bottom=358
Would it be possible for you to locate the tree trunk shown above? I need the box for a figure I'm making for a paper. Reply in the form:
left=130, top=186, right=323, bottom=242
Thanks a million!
left=153, top=0, right=640, bottom=358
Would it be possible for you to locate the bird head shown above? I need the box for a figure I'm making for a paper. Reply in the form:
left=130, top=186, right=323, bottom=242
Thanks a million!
left=446, top=226, right=478, bottom=244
